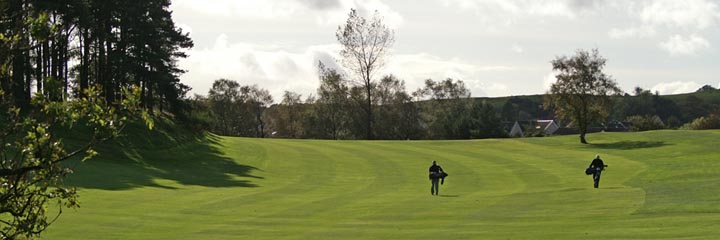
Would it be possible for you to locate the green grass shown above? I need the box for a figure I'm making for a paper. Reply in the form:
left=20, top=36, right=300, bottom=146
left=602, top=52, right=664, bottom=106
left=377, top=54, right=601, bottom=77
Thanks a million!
left=42, top=130, right=720, bottom=239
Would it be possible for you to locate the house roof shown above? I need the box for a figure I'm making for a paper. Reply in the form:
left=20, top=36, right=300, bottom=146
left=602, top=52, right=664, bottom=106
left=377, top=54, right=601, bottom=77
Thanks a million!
left=501, top=121, right=516, bottom=132
left=536, top=120, right=556, bottom=130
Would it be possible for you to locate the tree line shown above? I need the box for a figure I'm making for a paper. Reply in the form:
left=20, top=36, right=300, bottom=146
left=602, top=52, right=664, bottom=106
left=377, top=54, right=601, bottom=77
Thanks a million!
left=189, top=71, right=719, bottom=141
left=193, top=67, right=506, bottom=140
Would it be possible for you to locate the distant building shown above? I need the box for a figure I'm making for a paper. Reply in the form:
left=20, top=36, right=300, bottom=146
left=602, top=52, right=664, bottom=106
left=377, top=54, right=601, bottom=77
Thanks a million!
left=508, top=121, right=523, bottom=137
left=604, top=120, right=630, bottom=132
left=554, top=120, right=629, bottom=135
left=506, top=120, right=559, bottom=137
left=536, top=120, right=559, bottom=135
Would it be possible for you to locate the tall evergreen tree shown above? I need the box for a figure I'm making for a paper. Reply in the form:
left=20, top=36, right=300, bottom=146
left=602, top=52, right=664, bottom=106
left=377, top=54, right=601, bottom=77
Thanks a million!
left=1, top=0, right=192, bottom=112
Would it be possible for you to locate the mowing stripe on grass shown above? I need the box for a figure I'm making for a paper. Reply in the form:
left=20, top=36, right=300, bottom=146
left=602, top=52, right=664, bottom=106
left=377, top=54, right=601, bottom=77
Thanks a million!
left=42, top=130, right=720, bottom=239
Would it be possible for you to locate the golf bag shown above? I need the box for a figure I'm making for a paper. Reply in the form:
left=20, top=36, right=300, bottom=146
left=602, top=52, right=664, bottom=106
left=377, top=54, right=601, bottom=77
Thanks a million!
left=429, top=171, right=448, bottom=180
left=585, top=167, right=595, bottom=175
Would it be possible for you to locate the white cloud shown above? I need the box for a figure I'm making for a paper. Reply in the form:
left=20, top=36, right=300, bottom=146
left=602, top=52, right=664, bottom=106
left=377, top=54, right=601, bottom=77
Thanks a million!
left=659, top=34, right=711, bottom=56
left=640, top=0, right=720, bottom=30
left=170, top=1, right=720, bottom=98
left=605, top=0, right=719, bottom=55
left=171, top=0, right=296, bottom=19
left=385, top=53, right=512, bottom=96
left=543, top=72, right=557, bottom=91
left=482, top=82, right=509, bottom=92
left=171, top=0, right=403, bottom=27
left=179, top=35, right=515, bottom=99
left=442, top=0, right=600, bottom=19
left=608, top=26, right=656, bottom=39
left=326, top=0, right=404, bottom=27
left=178, top=34, right=341, bottom=99
left=511, top=44, right=524, bottom=53
left=651, top=81, right=701, bottom=95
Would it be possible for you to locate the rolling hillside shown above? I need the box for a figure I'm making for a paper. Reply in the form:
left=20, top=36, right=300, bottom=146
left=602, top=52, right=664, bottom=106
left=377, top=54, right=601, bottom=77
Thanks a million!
left=42, top=130, right=720, bottom=239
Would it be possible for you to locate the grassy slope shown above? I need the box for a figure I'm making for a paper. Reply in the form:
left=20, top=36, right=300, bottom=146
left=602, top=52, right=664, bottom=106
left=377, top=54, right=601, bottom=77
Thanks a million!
left=42, top=130, right=720, bottom=239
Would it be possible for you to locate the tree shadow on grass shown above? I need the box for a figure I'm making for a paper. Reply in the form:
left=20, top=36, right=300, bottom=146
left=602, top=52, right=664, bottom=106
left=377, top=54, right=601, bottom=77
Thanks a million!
left=587, top=141, right=671, bottom=150
left=65, top=132, right=262, bottom=190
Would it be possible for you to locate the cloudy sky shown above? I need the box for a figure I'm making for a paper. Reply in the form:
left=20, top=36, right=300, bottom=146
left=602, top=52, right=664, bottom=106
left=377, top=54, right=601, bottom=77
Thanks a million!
left=170, top=0, right=720, bottom=99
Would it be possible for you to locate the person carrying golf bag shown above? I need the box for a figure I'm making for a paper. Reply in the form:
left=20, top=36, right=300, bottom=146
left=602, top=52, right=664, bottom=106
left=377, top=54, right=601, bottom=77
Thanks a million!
left=429, top=160, right=446, bottom=195
left=587, top=154, right=607, bottom=188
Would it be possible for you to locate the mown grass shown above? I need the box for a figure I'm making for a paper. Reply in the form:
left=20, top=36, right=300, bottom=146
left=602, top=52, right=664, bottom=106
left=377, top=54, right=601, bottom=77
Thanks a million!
left=42, top=130, right=720, bottom=239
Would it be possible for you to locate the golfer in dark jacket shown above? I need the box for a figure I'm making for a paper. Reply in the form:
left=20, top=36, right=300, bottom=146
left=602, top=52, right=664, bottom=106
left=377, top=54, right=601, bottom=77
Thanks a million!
left=589, top=154, right=606, bottom=188
left=429, top=160, right=444, bottom=195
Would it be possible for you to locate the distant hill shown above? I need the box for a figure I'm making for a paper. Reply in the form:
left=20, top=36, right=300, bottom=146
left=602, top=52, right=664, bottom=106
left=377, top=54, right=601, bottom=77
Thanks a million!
left=470, top=89, right=720, bottom=126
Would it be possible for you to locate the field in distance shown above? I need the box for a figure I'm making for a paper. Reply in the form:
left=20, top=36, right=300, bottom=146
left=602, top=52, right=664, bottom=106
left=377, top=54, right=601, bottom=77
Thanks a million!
left=43, top=130, right=720, bottom=239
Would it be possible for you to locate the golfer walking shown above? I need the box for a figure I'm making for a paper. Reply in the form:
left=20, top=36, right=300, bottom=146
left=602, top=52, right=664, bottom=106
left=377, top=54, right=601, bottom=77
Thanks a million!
left=589, top=154, right=606, bottom=188
left=429, top=160, right=445, bottom=195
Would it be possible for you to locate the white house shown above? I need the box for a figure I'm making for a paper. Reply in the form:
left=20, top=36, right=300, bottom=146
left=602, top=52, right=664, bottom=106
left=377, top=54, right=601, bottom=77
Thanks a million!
left=509, top=121, right=523, bottom=137
left=508, top=120, right=559, bottom=137
left=536, top=120, right=559, bottom=136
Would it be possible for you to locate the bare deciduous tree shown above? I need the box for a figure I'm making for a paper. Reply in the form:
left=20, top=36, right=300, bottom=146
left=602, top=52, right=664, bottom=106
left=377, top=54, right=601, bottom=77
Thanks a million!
left=336, top=8, right=395, bottom=140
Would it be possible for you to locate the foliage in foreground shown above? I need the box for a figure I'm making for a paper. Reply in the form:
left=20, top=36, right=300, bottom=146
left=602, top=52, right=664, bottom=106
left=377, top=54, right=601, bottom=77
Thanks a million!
left=0, top=87, right=150, bottom=239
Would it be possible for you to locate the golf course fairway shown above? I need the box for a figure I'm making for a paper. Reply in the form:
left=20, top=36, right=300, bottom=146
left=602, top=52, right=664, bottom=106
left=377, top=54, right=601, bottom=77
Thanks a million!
left=42, top=130, right=720, bottom=239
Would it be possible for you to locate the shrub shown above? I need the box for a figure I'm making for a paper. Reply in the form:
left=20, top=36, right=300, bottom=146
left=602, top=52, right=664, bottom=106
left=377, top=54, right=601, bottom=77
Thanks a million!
left=681, top=114, right=720, bottom=130
left=625, top=115, right=665, bottom=131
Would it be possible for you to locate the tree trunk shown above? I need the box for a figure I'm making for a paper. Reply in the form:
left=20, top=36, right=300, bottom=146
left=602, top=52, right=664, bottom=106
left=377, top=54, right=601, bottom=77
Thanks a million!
left=98, top=30, right=105, bottom=99
left=57, top=28, right=65, bottom=100
left=24, top=49, right=31, bottom=104
left=140, top=74, right=146, bottom=107
left=80, top=28, right=90, bottom=97
left=146, top=68, right=154, bottom=114
left=43, top=40, right=49, bottom=96
left=159, top=95, right=164, bottom=113
left=51, top=38, right=58, bottom=98
left=366, top=84, right=373, bottom=140
left=580, top=130, right=588, bottom=144
left=35, top=44, right=42, bottom=94
left=104, top=26, right=113, bottom=103
left=12, top=51, right=27, bottom=106
left=0, top=59, right=8, bottom=98
left=62, top=27, right=69, bottom=101
left=10, top=1, right=28, bottom=107
left=256, top=104, right=264, bottom=138
left=51, top=37, right=60, bottom=101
